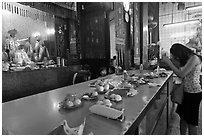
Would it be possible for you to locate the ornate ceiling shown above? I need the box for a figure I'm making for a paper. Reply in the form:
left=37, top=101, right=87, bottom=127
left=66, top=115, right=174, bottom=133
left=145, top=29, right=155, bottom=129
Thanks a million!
left=53, top=2, right=76, bottom=11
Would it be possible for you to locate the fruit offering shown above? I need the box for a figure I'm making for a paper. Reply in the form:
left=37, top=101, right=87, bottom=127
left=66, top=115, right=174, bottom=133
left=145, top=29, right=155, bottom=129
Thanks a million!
left=96, top=99, right=112, bottom=107
left=118, top=81, right=132, bottom=89
left=95, top=83, right=110, bottom=93
left=137, top=77, right=149, bottom=84
left=59, top=94, right=82, bottom=109
left=109, top=94, right=122, bottom=102
left=82, top=91, right=98, bottom=100
left=127, top=88, right=138, bottom=97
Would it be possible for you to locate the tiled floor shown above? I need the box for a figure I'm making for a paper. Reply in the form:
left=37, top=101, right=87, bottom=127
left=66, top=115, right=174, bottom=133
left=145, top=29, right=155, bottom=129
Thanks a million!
left=138, top=92, right=202, bottom=135
left=167, top=102, right=202, bottom=135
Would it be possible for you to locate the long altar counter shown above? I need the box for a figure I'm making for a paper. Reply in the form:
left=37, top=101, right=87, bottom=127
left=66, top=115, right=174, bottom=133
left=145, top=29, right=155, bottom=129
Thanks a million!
left=2, top=70, right=174, bottom=135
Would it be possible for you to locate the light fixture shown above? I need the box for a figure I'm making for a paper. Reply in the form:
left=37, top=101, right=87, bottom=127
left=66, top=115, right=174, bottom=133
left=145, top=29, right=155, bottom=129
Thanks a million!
left=163, top=19, right=200, bottom=28
left=123, top=2, right=130, bottom=12
left=47, top=28, right=55, bottom=35
left=170, top=31, right=196, bottom=38
left=186, top=5, right=202, bottom=11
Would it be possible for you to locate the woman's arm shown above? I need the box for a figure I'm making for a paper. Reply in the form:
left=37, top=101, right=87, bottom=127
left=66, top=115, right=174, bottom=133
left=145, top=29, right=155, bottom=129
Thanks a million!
left=162, top=55, right=200, bottom=78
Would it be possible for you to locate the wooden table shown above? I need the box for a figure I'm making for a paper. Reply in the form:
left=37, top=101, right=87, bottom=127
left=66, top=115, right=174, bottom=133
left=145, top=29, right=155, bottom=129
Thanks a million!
left=2, top=70, right=173, bottom=135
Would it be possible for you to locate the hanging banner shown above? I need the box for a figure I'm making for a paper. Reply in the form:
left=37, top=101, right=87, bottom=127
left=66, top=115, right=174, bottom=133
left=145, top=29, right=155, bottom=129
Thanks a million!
left=116, top=37, right=125, bottom=45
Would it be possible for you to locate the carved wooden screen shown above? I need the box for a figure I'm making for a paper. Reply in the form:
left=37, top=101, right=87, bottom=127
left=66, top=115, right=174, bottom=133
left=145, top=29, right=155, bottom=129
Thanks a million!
left=81, top=13, right=105, bottom=59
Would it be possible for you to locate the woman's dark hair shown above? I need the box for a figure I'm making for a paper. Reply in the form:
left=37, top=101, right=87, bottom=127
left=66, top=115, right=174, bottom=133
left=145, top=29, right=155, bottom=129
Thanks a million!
left=170, top=43, right=201, bottom=67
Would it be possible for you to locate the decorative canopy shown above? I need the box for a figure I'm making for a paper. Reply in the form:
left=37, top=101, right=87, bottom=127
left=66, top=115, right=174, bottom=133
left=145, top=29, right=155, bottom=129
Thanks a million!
left=8, top=29, right=18, bottom=34
left=53, top=2, right=76, bottom=11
